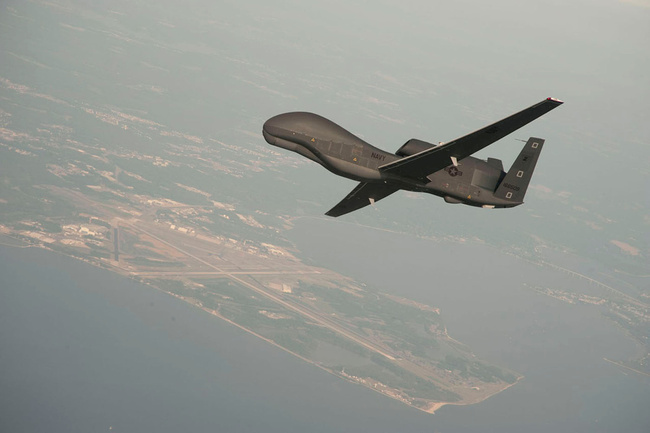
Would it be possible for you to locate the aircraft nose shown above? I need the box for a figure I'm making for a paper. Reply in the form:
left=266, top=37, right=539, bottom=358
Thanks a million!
left=262, top=119, right=277, bottom=144
left=263, top=113, right=293, bottom=134
left=262, top=114, right=284, bottom=144
left=263, top=112, right=328, bottom=146
left=262, top=113, right=302, bottom=144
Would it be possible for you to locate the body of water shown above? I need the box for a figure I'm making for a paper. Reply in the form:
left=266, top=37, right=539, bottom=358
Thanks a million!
left=288, top=217, right=650, bottom=432
left=0, top=245, right=426, bottom=432
left=2, top=236, right=648, bottom=432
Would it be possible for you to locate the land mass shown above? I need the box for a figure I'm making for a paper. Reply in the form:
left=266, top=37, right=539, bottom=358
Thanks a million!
left=0, top=182, right=521, bottom=412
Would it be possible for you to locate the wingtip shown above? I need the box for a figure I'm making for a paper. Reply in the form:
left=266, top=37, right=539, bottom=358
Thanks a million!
left=546, top=97, right=564, bottom=104
left=324, top=208, right=341, bottom=217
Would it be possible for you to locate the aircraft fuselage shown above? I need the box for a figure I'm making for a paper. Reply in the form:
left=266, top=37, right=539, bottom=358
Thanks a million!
left=263, top=112, right=513, bottom=208
left=263, top=98, right=561, bottom=216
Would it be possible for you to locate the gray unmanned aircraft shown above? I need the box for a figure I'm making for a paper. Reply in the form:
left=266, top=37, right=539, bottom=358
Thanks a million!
left=263, top=98, right=563, bottom=217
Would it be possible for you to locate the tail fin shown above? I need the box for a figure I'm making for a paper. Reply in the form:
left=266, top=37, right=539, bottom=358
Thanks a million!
left=494, top=137, right=545, bottom=204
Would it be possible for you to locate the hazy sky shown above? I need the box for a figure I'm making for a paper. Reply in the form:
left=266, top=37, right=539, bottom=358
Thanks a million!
left=1, top=0, right=647, bottom=249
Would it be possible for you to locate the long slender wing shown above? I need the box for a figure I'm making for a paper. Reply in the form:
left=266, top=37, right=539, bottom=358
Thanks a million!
left=325, top=182, right=400, bottom=217
left=379, top=98, right=563, bottom=180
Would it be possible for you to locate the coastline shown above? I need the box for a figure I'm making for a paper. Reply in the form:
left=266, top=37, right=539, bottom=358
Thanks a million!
left=0, top=239, right=522, bottom=414
left=424, top=377, right=523, bottom=414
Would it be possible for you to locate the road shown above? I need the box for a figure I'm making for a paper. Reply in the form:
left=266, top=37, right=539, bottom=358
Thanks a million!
left=131, top=270, right=322, bottom=277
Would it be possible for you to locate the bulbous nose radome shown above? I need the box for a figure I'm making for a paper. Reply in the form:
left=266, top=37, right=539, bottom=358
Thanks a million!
left=262, top=119, right=277, bottom=145
left=262, top=113, right=299, bottom=145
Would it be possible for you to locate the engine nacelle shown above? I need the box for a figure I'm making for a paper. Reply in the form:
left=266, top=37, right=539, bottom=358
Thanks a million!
left=395, top=138, right=436, bottom=157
